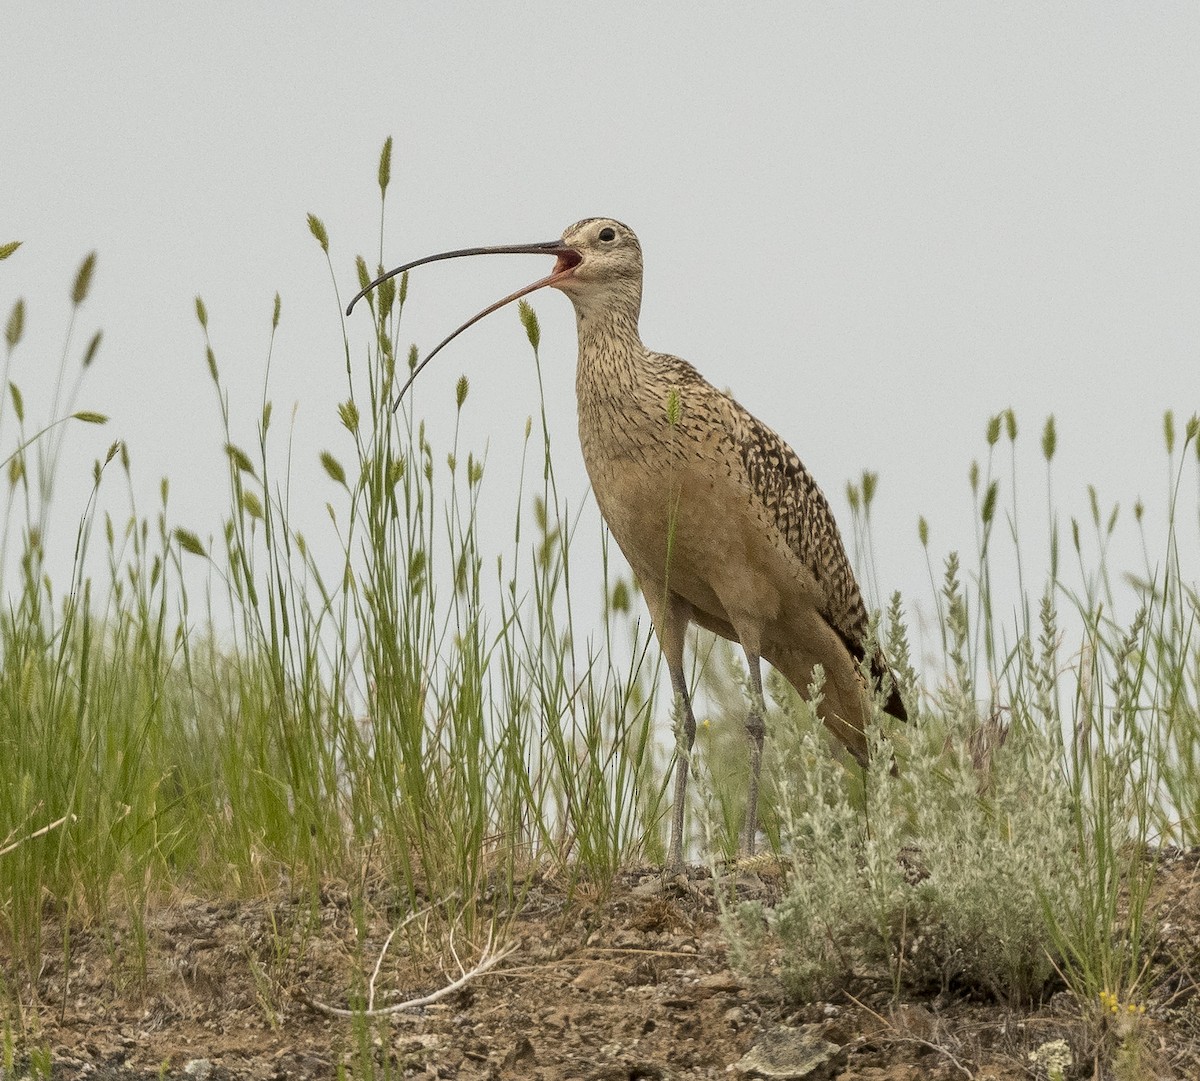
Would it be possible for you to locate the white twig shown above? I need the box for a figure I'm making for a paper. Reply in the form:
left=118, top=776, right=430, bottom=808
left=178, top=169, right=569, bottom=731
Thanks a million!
left=844, top=992, right=974, bottom=1080
left=447, top=921, right=463, bottom=975
left=890, top=1036, right=974, bottom=1080
left=367, top=928, right=397, bottom=1013
left=365, top=904, right=434, bottom=1011
left=307, top=928, right=517, bottom=1019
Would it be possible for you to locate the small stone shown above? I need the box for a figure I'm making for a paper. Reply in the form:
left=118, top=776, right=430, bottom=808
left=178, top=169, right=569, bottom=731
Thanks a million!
left=698, top=970, right=742, bottom=996
left=503, top=1034, right=536, bottom=1067
left=571, top=963, right=614, bottom=991
left=734, top=1024, right=843, bottom=1079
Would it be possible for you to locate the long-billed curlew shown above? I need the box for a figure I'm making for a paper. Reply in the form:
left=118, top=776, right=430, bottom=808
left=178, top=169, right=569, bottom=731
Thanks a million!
left=348, top=218, right=907, bottom=868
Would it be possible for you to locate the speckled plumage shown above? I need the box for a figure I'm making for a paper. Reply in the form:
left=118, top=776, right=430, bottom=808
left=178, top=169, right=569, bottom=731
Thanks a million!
left=553, top=218, right=906, bottom=865
left=354, top=216, right=907, bottom=869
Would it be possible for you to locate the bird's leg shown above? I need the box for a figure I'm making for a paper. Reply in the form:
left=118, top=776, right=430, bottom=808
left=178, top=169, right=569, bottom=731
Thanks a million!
left=741, top=650, right=767, bottom=857
left=644, top=589, right=694, bottom=870
left=667, top=663, right=697, bottom=870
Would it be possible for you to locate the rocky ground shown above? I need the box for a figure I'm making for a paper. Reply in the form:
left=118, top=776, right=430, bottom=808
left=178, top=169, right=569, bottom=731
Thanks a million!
left=4, top=850, right=1200, bottom=1080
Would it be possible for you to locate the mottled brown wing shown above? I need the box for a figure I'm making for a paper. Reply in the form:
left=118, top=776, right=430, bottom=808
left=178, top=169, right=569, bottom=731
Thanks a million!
left=733, top=404, right=907, bottom=722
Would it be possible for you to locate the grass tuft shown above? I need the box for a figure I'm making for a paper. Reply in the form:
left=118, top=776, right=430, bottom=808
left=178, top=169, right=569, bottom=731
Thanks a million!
left=717, top=410, right=1198, bottom=1024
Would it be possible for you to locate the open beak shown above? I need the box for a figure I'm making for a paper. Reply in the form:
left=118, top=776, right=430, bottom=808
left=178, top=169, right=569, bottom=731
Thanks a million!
left=345, top=239, right=582, bottom=410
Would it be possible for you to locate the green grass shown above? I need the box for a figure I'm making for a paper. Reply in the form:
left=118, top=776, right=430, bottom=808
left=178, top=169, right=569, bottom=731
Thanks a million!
left=0, top=141, right=667, bottom=986
left=2, top=139, right=1198, bottom=1074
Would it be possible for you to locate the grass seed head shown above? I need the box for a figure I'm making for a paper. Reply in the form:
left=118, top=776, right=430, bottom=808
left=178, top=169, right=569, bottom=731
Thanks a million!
left=5, top=298, right=24, bottom=349
left=71, top=251, right=97, bottom=306
left=82, top=330, right=102, bottom=367
left=1041, top=415, right=1056, bottom=461
left=518, top=299, right=540, bottom=351
left=307, top=213, right=329, bottom=254
left=378, top=135, right=393, bottom=195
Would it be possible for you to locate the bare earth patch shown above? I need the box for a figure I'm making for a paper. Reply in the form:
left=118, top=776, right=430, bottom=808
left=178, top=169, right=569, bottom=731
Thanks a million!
left=6, top=851, right=1200, bottom=1079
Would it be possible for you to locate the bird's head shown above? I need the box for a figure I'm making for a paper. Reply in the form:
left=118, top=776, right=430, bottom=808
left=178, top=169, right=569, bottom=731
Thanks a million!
left=553, top=217, right=642, bottom=300
left=346, top=216, right=643, bottom=407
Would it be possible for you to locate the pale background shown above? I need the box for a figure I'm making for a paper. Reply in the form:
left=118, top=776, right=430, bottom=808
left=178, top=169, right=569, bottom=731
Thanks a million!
left=5, top=4, right=1198, bottom=667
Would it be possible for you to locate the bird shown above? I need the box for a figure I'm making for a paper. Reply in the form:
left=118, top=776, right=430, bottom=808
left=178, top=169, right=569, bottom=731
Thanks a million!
left=347, top=218, right=907, bottom=869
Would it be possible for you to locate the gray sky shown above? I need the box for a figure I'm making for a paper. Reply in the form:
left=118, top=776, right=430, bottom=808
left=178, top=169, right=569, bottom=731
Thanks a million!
left=5, top=4, right=1198, bottom=658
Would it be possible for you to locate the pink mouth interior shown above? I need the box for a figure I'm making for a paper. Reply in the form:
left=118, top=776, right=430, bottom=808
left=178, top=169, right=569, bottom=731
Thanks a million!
left=553, top=249, right=582, bottom=276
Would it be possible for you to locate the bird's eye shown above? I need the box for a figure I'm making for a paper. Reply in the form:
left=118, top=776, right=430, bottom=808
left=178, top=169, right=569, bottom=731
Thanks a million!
left=598, top=227, right=616, bottom=242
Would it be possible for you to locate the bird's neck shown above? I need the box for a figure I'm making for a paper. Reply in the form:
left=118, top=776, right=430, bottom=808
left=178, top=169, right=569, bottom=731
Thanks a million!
left=570, top=296, right=648, bottom=398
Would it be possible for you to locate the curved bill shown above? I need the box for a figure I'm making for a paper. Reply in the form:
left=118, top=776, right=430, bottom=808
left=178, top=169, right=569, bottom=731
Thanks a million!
left=344, top=239, right=580, bottom=412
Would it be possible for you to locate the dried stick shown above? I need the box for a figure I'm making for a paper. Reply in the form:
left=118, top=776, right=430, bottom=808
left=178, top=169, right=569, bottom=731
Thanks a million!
left=0, top=813, right=76, bottom=858
left=307, top=927, right=517, bottom=1019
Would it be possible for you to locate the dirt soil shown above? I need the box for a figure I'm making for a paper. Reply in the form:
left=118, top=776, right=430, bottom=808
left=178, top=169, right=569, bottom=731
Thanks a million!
left=6, top=850, right=1200, bottom=1080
